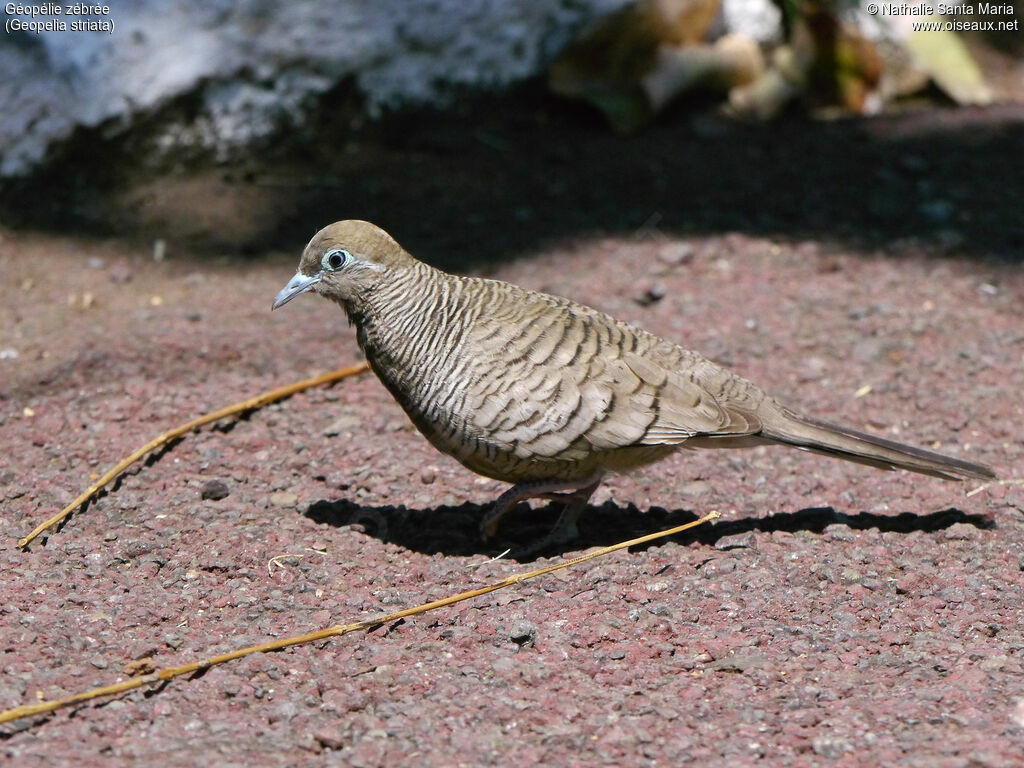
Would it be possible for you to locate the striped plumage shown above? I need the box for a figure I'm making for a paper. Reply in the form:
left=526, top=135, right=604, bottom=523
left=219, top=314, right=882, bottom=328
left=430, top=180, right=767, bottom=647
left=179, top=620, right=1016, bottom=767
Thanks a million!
left=274, top=221, right=995, bottom=545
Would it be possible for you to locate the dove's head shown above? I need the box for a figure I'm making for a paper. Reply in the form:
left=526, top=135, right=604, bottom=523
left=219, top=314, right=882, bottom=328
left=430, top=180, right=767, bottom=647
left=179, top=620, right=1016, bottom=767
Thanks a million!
left=272, top=220, right=418, bottom=311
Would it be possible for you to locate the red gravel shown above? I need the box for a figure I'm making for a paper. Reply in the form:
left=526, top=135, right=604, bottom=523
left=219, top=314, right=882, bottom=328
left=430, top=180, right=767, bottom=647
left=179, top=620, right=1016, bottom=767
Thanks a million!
left=2, top=106, right=1023, bottom=766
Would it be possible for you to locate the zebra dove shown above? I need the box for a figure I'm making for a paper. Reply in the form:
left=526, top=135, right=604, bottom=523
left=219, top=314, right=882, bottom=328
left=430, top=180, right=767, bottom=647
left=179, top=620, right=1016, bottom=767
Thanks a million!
left=273, top=220, right=995, bottom=546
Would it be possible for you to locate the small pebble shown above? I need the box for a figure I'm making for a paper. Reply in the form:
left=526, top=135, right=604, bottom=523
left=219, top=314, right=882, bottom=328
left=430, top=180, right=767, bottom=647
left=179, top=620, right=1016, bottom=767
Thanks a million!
left=313, top=729, right=346, bottom=750
left=634, top=281, right=666, bottom=306
left=679, top=480, right=711, bottom=496
left=816, top=255, right=843, bottom=273
left=322, top=413, right=361, bottom=437
left=509, top=620, right=538, bottom=648
left=944, top=523, right=980, bottom=541
left=825, top=524, right=856, bottom=542
left=812, top=736, right=852, bottom=759
left=270, top=491, right=299, bottom=507
left=108, top=263, right=134, bottom=283
left=122, top=658, right=157, bottom=676
left=420, top=467, right=437, bottom=484
left=201, top=479, right=230, bottom=501
left=708, top=654, right=768, bottom=673
left=657, top=242, right=694, bottom=266
left=714, top=532, right=756, bottom=551
left=840, top=568, right=862, bottom=585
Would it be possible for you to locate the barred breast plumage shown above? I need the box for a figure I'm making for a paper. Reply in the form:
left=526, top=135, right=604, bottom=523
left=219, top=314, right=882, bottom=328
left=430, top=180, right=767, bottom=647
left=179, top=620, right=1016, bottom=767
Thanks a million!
left=273, top=221, right=995, bottom=547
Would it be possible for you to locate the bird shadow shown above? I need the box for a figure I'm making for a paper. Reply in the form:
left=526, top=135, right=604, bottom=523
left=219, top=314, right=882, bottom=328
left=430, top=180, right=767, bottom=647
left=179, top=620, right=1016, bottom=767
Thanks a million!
left=303, top=497, right=993, bottom=560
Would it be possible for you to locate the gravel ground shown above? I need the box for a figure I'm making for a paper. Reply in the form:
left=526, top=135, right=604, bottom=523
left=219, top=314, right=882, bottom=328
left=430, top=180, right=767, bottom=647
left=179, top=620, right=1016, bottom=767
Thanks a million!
left=1, top=103, right=1023, bottom=766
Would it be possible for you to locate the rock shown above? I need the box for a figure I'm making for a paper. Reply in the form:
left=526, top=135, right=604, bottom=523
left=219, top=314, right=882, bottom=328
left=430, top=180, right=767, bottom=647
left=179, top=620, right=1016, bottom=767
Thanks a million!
left=840, top=568, right=863, bottom=585
left=313, top=729, right=346, bottom=750
left=680, top=480, right=712, bottom=497
left=509, top=620, right=538, bottom=648
left=108, top=263, right=135, bottom=283
left=122, top=658, right=157, bottom=676
left=979, top=655, right=1007, bottom=671
left=944, top=523, right=981, bottom=541
left=714, top=532, right=756, bottom=551
left=825, top=524, right=856, bottom=542
left=0, top=0, right=628, bottom=177
left=657, top=243, right=695, bottom=266
left=812, top=736, right=852, bottom=759
left=708, top=654, right=769, bottom=673
left=201, top=479, right=230, bottom=501
left=322, top=413, right=362, bottom=437
left=634, top=281, right=667, bottom=306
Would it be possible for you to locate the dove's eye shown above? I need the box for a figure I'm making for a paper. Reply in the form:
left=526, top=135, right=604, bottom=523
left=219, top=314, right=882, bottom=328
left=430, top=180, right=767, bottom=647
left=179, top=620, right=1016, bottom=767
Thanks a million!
left=322, top=249, right=350, bottom=271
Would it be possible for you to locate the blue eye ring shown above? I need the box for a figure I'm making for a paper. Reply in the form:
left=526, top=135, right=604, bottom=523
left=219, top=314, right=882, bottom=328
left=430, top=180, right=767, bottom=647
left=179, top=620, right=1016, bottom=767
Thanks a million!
left=322, top=249, right=350, bottom=271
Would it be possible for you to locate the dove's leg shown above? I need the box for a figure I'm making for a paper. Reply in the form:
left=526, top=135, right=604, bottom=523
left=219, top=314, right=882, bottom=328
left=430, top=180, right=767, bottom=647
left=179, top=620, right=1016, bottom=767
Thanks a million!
left=480, top=472, right=603, bottom=542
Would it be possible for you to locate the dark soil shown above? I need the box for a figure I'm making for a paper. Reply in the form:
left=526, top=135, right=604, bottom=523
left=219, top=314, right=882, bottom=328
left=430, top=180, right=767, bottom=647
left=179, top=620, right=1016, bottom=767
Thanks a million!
left=1, top=88, right=1023, bottom=766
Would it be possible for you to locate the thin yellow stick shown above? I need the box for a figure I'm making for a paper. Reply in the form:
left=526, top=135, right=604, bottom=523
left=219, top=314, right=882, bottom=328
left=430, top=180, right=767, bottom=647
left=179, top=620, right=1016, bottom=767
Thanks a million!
left=0, top=511, right=718, bottom=725
left=17, top=362, right=371, bottom=548
left=965, top=477, right=1023, bottom=498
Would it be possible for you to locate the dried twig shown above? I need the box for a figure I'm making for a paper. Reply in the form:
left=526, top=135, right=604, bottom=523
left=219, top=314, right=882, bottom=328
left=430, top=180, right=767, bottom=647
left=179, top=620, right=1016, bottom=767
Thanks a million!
left=267, top=553, right=306, bottom=577
left=17, top=362, right=370, bottom=548
left=965, top=478, right=1023, bottom=498
left=0, top=511, right=719, bottom=725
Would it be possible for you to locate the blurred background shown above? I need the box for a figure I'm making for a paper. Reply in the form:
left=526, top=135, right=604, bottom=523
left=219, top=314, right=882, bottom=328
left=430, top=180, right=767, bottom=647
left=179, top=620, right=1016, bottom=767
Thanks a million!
left=0, top=0, right=1020, bottom=268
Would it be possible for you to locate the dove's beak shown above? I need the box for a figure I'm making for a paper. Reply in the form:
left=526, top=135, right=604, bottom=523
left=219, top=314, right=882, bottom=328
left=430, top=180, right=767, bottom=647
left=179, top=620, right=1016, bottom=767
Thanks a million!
left=272, top=272, right=321, bottom=310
